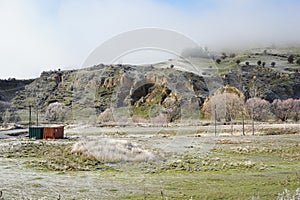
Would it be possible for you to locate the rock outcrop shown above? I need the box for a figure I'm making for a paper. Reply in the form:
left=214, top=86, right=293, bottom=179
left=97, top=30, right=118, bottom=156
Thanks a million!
left=223, top=65, right=300, bottom=102
left=10, top=61, right=300, bottom=123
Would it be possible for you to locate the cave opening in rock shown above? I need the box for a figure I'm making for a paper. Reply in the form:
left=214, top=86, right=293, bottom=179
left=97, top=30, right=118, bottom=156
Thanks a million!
left=131, top=83, right=155, bottom=103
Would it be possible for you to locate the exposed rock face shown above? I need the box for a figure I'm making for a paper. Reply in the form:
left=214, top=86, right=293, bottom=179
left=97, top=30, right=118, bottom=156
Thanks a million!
left=12, top=65, right=209, bottom=122
left=13, top=70, right=75, bottom=109
left=10, top=63, right=300, bottom=122
left=223, top=65, right=300, bottom=102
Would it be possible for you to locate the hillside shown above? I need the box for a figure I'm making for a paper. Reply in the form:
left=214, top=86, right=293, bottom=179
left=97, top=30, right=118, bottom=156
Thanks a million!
left=9, top=47, right=300, bottom=123
left=0, top=79, right=34, bottom=102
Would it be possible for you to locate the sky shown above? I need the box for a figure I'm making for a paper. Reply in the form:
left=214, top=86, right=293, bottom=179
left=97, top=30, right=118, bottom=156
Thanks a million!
left=0, top=0, right=300, bottom=79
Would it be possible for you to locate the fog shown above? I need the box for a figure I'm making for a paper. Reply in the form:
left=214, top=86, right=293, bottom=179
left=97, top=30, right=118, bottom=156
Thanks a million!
left=0, top=0, right=299, bottom=79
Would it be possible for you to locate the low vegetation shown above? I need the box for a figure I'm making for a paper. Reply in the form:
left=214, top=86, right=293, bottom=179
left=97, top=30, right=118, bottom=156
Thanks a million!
left=0, top=124, right=299, bottom=199
left=0, top=140, right=111, bottom=171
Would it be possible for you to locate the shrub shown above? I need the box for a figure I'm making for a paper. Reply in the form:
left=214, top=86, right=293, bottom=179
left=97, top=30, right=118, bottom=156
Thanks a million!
left=245, top=61, right=249, bottom=66
left=296, top=59, right=300, bottom=65
left=271, top=62, right=276, bottom=67
left=229, top=53, right=236, bottom=58
left=236, top=60, right=241, bottom=65
left=98, top=108, right=114, bottom=123
left=287, top=55, right=294, bottom=64
left=216, top=59, right=221, bottom=64
left=45, top=102, right=70, bottom=122
left=150, top=112, right=171, bottom=124
left=262, top=62, right=266, bottom=67
left=257, top=60, right=262, bottom=66
left=221, top=53, right=227, bottom=59
left=245, top=98, right=270, bottom=121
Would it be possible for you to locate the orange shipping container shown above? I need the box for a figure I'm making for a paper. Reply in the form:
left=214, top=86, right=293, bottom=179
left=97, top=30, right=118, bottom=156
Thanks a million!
left=43, top=126, right=64, bottom=140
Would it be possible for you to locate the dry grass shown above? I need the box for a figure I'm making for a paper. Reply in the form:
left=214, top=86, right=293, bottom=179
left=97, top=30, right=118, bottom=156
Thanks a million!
left=71, top=138, right=155, bottom=162
left=263, top=128, right=299, bottom=135
left=216, top=139, right=251, bottom=144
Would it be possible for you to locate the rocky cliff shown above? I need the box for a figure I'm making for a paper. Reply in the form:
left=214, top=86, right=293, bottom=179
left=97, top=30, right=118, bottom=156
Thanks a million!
left=12, top=65, right=209, bottom=122
left=223, top=65, right=300, bottom=102
left=11, top=60, right=300, bottom=123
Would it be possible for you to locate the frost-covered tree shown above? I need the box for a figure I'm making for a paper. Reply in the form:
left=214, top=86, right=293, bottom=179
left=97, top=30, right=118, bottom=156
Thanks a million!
left=202, top=93, right=244, bottom=122
left=271, top=99, right=294, bottom=121
left=246, top=97, right=270, bottom=121
left=287, top=55, right=294, bottom=64
left=291, top=99, right=300, bottom=122
left=45, top=102, right=69, bottom=122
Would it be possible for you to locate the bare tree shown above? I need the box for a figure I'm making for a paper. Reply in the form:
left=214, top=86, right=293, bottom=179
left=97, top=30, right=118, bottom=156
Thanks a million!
left=246, top=98, right=270, bottom=121
left=202, top=93, right=244, bottom=122
left=271, top=99, right=294, bottom=121
left=45, top=102, right=70, bottom=122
